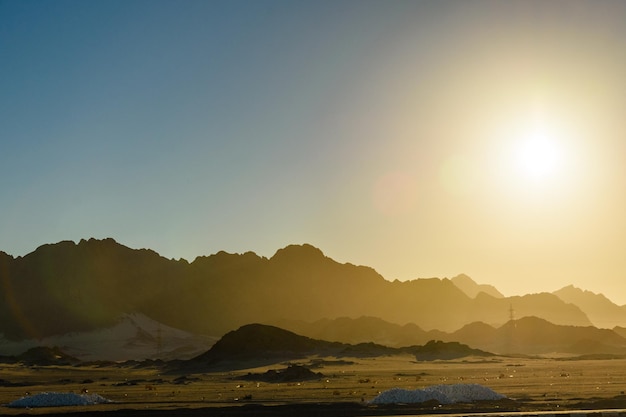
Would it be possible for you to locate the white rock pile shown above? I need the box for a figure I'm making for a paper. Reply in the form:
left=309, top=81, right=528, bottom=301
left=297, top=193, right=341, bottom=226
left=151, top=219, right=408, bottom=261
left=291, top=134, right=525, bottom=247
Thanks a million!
left=370, top=383, right=506, bottom=404
left=7, top=392, right=112, bottom=408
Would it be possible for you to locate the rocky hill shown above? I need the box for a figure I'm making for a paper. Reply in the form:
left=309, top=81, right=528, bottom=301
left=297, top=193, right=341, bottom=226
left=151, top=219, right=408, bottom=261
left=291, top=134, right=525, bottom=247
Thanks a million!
left=185, top=323, right=492, bottom=370
left=0, top=346, right=80, bottom=366
left=189, top=324, right=343, bottom=367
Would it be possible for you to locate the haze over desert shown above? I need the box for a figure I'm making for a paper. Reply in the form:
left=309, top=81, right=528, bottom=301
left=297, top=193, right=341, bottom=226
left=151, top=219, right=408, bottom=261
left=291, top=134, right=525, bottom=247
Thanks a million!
left=3, top=0, right=626, bottom=415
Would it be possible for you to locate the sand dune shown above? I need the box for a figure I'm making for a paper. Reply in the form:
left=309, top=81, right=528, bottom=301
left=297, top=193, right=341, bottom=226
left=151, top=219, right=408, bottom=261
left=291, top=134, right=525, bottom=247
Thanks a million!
left=0, top=313, right=214, bottom=361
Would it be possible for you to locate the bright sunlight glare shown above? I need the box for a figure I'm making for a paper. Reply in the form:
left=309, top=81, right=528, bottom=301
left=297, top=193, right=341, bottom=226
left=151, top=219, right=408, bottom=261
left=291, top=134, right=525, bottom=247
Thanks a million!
left=515, top=130, right=562, bottom=181
left=512, top=114, right=566, bottom=185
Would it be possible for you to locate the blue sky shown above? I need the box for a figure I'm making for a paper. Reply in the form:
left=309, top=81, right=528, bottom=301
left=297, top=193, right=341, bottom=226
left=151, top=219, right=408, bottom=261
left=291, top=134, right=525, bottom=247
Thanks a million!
left=2, top=0, right=626, bottom=303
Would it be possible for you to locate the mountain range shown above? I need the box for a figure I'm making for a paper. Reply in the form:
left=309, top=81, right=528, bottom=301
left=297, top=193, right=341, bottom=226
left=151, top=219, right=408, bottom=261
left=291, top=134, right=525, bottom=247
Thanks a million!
left=183, top=323, right=492, bottom=371
left=272, top=315, right=626, bottom=355
left=1, top=238, right=625, bottom=358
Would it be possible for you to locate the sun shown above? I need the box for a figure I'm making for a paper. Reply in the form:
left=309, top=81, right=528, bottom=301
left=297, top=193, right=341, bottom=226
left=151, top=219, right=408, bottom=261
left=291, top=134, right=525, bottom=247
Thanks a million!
left=511, top=115, right=565, bottom=185
left=490, top=101, right=584, bottom=206
left=515, top=127, right=562, bottom=181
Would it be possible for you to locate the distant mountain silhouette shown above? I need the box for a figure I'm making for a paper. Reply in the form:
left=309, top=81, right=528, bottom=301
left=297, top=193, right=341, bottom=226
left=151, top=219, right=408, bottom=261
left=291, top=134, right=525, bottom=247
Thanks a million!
left=553, top=285, right=626, bottom=329
left=271, top=316, right=446, bottom=347
left=0, top=238, right=607, bottom=343
left=271, top=316, right=626, bottom=355
left=496, top=316, right=626, bottom=354
left=614, top=327, right=626, bottom=339
left=451, top=274, right=504, bottom=299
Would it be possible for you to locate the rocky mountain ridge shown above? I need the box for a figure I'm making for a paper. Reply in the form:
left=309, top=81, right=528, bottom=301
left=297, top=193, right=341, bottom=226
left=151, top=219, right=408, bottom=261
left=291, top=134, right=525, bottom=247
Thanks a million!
left=0, top=238, right=623, bottom=345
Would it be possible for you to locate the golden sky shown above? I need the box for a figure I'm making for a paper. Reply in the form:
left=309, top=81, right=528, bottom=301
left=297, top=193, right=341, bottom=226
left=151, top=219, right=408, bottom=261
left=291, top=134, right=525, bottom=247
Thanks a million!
left=2, top=1, right=625, bottom=303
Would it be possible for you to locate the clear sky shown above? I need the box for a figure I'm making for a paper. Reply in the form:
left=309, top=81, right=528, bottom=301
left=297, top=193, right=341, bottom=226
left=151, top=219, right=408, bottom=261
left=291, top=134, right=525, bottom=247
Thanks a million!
left=2, top=1, right=626, bottom=304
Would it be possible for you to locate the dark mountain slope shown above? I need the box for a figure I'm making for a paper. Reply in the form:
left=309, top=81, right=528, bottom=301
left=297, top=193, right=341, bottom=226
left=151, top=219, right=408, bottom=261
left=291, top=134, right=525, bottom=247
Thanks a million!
left=0, top=239, right=596, bottom=341
left=175, top=246, right=593, bottom=334
left=0, top=238, right=187, bottom=339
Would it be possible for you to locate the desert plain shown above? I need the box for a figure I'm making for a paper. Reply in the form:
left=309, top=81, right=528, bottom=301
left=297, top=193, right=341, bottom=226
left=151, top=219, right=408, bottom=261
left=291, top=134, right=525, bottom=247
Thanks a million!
left=2, top=354, right=626, bottom=416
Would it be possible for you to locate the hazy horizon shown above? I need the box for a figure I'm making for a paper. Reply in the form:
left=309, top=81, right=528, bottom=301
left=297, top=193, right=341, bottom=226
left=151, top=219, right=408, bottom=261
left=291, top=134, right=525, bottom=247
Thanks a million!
left=2, top=1, right=626, bottom=303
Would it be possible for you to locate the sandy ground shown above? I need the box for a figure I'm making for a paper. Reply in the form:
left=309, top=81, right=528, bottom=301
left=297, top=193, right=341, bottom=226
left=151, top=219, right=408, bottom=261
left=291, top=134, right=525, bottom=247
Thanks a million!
left=2, top=355, right=626, bottom=415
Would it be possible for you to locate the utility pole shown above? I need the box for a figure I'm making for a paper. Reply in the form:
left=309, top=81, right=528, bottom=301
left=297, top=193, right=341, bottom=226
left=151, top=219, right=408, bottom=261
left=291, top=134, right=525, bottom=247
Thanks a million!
left=505, top=303, right=516, bottom=355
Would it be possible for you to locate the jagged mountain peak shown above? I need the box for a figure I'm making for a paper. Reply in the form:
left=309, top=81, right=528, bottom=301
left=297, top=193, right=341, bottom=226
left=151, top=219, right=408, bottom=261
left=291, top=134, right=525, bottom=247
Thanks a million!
left=553, top=285, right=626, bottom=329
left=554, top=285, right=610, bottom=300
left=0, top=238, right=619, bottom=345
left=191, top=249, right=265, bottom=268
left=0, top=250, right=13, bottom=261
left=451, top=274, right=504, bottom=299
left=270, top=243, right=327, bottom=263
left=26, top=237, right=163, bottom=261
